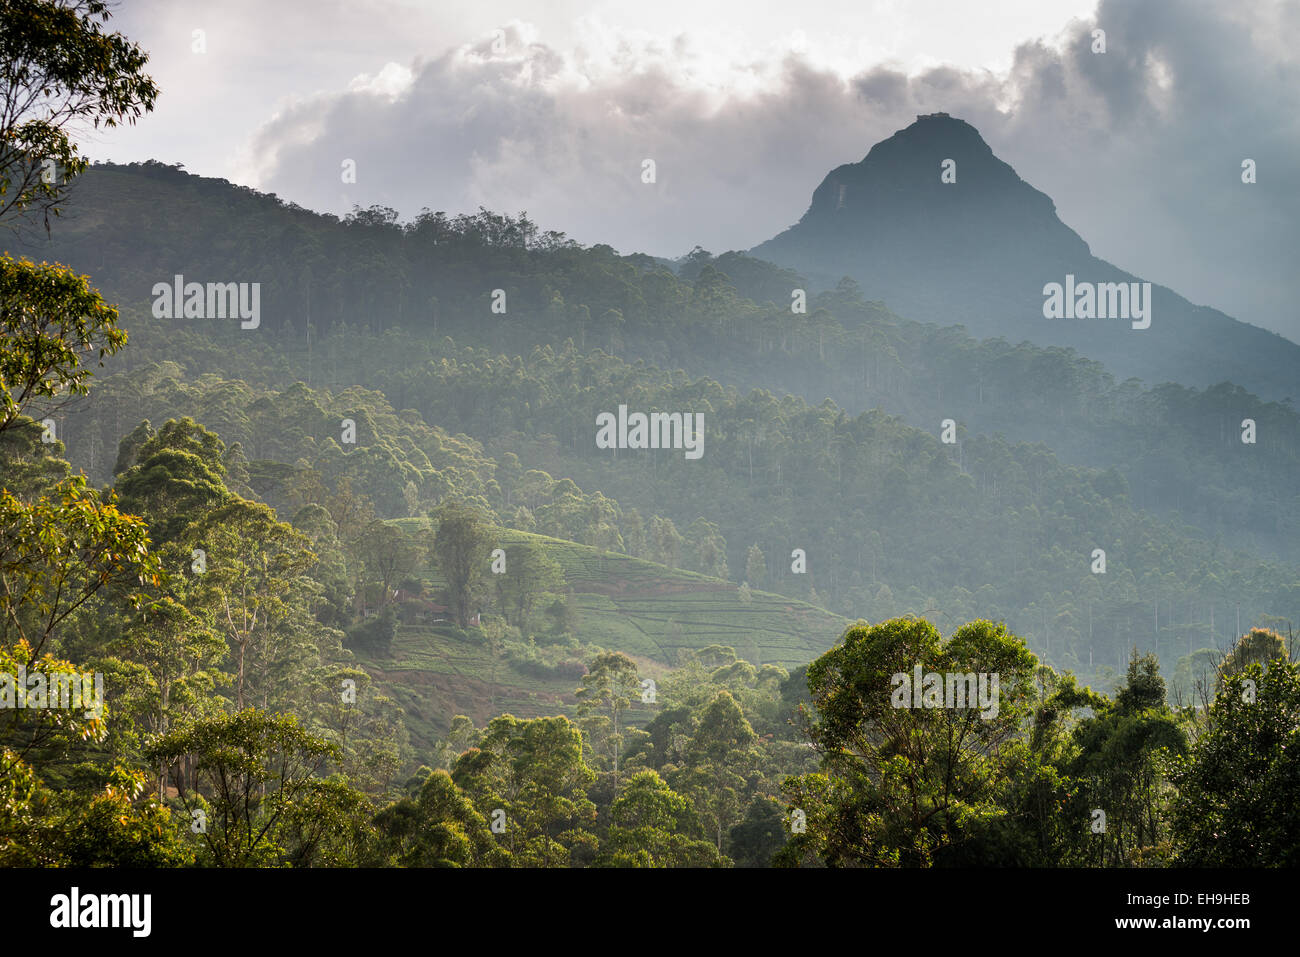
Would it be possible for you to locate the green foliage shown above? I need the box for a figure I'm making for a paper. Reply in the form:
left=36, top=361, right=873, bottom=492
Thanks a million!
left=574, top=650, right=640, bottom=787
left=1169, top=661, right=1300, bottom=866
left=115, top=416, right=230, bottom=541
left=187, top=498, right=323, bottom=712
left=784, top=617, right=1039, bottom=866
left=494, top=539, right=565, bottom=631
left=344, top=608, right=397, bottom=655
left=146, top=707, right=356, bottom=867
left=728, top=795, right=788, bottom=867
left=0, top=255, right=126, bottom=432
left=668, top=689, right=763, bottom=853
left=1219, top=627, right=1289, bottom=682
left=374, top=767, right=506, bottom=867
left=451, top=714, right=596, bottom=867
left=429, top=501, right=494, bottom=629
left=1, top=753, right=191, bottom=866
left=1, top=11, right=1297, bottom=868
left=101, top=595, right=227, bottom=785
left=744, top=544, right=766, bottom=588
left=1064, top=651, right=1186, bottom=865
left=593, top=770, right=723, bottom=867
left=0, top=475, right=159, bottom=657
left=684, top=517, right=728, bottom=579
left=0, top=0, right=157, bottom=233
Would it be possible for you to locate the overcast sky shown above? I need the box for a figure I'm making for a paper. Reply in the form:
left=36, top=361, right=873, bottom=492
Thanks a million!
left=89, top=0, right=1300, bottom=343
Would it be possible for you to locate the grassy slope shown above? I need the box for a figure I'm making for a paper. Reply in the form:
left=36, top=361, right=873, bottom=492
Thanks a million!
left=367, top=522, right=848, bottom=752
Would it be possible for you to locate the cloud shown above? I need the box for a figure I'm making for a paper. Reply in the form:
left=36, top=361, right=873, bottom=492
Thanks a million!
left=243, top=0, right=1300, bottom=340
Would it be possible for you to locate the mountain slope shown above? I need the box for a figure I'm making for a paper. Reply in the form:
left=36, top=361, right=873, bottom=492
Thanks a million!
left=370, top=524, right=848, bottom=751
left=751, top=113, right=1299, bottom=401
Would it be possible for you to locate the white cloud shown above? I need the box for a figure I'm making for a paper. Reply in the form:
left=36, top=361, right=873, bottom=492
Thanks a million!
left=90, top=0, right=1300, bottom=340
left=347, top=62, right=415, bottom=97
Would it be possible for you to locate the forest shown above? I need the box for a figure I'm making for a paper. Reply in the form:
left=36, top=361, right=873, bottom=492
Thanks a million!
left=1, top=0, right=1298, bottom=869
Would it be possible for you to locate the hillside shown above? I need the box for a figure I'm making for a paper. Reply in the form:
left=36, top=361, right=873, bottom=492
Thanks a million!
left=16, top=161, right=1300, bottom=569
left=46, top=333, right=1300, bottom=696
left=6, top=160, right=1297, bottom=697
left=368, top=523, right=847, bottom=751
left=8, top=157, right=1292, bottom=690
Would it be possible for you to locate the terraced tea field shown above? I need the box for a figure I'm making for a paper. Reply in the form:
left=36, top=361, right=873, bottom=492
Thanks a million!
left=370, top=521, right=849, bottom=752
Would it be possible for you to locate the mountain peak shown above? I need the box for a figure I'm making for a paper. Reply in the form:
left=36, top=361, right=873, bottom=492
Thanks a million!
left=774, top=113, right=1071, bottom=249
left=892, top=111, right=993, bottom=155
left=749, top=116, right=1300, bottom=399
left=905, top=110, right=982, bottom=134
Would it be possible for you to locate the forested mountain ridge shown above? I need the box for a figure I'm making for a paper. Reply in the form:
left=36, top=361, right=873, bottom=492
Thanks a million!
left=15, top=160, right=1300, bottom=568
left=6, top=159, right=1294, bottom=692
left=751, top=113, right=1300, bottom=403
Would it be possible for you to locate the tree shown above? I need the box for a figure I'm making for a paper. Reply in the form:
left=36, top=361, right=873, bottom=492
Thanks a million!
left=0, top=257, right=126, bottom=434
left=673, top=689, right=761, bottom=853
left=1, top=638, right=110, bottom=777
left=451, top=714, right=596, bottom=867
left=0, top=0, right=158, bottom=233
left=188, top=499, right=320, bottom=711
left=781, top=617, right=1038, bottom=866
left=0, top=1, right=164, bottom=869
left=1218, top=627, right=1288, bottom=683
left=593, top=770, right=722, bottom=867
left=574, top=650, right=640, bottom=788
left=373, top=767, right=506, bottom=867
left=0, top=758, right=191, bottom=866
left=0, top=474, right=159, bottom=659
left=433, top=715, right=480, bottom=771
left=147, top=708, right=356, bottom=867
left=744, top=544, right=766, bottom=588
left=622, top=508, right=646, bottom=557
left=324, top=476, right=378, bottom=549
left=222, top=441, right=254, bottom=498
left=728, top=795, right=788, bottom=867
left=314, top=666, right=408, bottom=798
left=357, top=520, right=422, bottom=614
left=684, top=517, right=728, bottom=579
left=1169, top=661, right=1300, bottom=866
left=429, top=501, right=494, bottom=628
left=105, top=595, right=227, bottom=798
left=112, top=419, right=154, bottom=476
left=544, top=595, right=579, bottom=637
left=114, top=417, right=231, bottom=542
left=493, top=540, right=564, bottom=630
left=1066, top=650, right=1185, bottom=866
left=647, top=515, right=682, bottom=568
